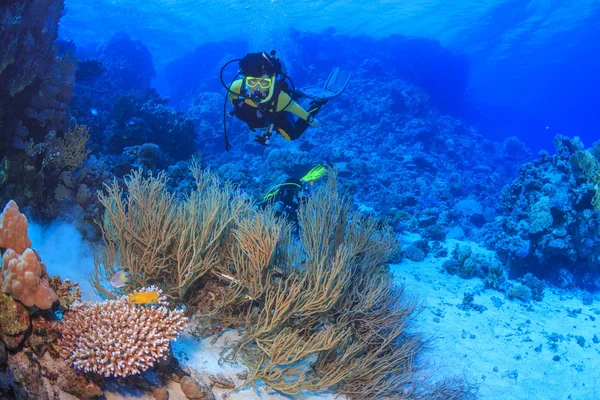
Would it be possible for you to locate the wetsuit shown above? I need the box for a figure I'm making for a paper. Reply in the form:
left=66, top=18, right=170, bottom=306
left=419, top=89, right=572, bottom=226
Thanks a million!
left=228, top=79, right=318, bottom=140
left=259, top=183, right=307, bottom=231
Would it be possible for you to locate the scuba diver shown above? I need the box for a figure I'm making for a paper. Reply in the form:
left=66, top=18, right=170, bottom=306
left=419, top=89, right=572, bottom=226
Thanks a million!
left=220, top=51, right=351, bottom=150
left=259, top=165, right=327, bottom=232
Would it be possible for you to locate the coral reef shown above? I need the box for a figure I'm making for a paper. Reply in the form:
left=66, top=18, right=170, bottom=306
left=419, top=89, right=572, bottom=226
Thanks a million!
left=487, top=135, right=600, bottom=288
left=0, top=200, right=32, bottom=254
left=94, top=169, right=474, bottom=398
left=92, top=165, right=250, bottom=300
left=58, top=287, right=187, bottom=377
left=179, top=66, right=532, bottom=244
left=96, top=32, right=155, bottom=92
left=106, top=89, right=196, bottom=161
left=0, top=308, right=104, bottom=399
left=0, top=212, right=102, bottom=400
left=0, top=293, right=30, bottom=350
left=70, top=33, right=196, bottom=166
left=2, top=249, right=58, bottom=310
left=0, top=200, right=58, bottom=311
left=0, top=0, right=77, bottom=218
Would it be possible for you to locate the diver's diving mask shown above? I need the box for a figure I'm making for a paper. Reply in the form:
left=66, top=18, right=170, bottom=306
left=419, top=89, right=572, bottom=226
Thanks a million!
left=245, top=76, right=273, bottom=89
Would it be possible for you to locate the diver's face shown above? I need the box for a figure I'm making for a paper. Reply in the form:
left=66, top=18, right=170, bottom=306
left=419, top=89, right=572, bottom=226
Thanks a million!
left=247, top=74, right=271, bottom=100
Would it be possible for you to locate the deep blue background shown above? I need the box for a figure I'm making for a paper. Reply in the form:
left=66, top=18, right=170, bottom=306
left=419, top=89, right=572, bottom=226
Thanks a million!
left=61, top=1, right=600, bottom=154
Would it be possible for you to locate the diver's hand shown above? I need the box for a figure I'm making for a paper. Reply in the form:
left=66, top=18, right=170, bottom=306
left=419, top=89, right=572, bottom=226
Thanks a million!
left=254, top=135, right=270, bottom=146
left=308, top=117, right=320, bottom=128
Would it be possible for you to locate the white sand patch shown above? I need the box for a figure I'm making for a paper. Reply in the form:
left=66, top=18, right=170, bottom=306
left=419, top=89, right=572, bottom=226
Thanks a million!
left=71, top=329, right=344, bottom=399
left=392, top=237, right=600, bottom=399
left=172, top=329, right=345, bottom=400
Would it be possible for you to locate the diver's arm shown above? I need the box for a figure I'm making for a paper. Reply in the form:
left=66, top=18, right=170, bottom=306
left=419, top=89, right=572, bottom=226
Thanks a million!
left=277, top=91, right=310, bottom=120
left=228, top=79, right=243, bottom=105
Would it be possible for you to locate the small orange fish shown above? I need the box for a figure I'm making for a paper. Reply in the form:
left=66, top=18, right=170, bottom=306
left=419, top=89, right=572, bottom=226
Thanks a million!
left=128, top=291, right=159, bottom=305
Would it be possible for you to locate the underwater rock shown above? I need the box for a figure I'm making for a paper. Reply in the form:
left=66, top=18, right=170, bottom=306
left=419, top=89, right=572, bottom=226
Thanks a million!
left=27, top=317, right=59, bottom=355
left=75, top=184, right=93, bottom=205
left=208, top=373, right=235, bottom=390
left=0, top=341, right=6, bottom=366
left=39, top=352, right=103, bottom=399
left=156, top=342, right=173, bottom=369
left=136, top=143, right=161, bottom=168
left=153, top=387, right=169, bottom=400
left=179, top=376, right=214, bottom=400
left=0, top=352, right=49, bottom=400
left=0, top=293, right=30, bottom=350
left=403, top=244, right=426, bottom=262
left=446, top=226, right=465, bottom=240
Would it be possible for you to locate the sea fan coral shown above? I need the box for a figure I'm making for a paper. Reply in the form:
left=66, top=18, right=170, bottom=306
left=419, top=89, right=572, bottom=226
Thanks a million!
left=58, top=289, right=187, bottom=377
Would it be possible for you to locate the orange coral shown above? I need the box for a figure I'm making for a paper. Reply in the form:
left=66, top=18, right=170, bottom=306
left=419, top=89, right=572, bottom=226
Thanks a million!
left=58, top=288, right=187, bottom=377
left=0, top=200, right=32, bottom=254
left=2, top=248, right=58, bottom=310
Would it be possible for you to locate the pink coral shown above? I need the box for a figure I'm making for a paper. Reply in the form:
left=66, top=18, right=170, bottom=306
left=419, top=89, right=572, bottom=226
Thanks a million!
left=58, top=289, right=187, bottom=377
left=0, top=200, right=32, bottom=254
left=2, top=248, right=58, bottom=310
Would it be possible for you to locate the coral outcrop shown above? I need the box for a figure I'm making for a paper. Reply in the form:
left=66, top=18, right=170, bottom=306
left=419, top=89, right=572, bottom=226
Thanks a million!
left=58, top=288, right=187, bottom=377
left=0, top=200, right=32, bottom=254
left=0, top=200, right=58, bottom=310
left=0, top=293, right=30, bottom=350
left=2, top=249, right=58, bottom=310
left=0, top=0, right=77, bottom=220
left=488, top=135, right=600, bottom=288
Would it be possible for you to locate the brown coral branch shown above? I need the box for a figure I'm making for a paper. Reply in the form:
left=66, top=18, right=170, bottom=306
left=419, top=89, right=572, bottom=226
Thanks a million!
left=45, top=124, right=91, bottom=171
left=93, top=165, right=251, bottom=301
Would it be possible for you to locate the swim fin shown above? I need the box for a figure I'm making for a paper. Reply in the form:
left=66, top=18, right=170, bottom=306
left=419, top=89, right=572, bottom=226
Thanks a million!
left=298, top=67, right=352, bottom=101
left=300, top=165, right=327, bottom=183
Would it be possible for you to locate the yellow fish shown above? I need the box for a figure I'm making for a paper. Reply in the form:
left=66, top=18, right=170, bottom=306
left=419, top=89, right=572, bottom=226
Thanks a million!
left=128, top=291, right=159, bottom=305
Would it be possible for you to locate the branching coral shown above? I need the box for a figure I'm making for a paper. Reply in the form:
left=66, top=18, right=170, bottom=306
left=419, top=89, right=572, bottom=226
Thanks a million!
left=209, top=174, right=468, bottom=398
left=44, top=124, right=91, bottom=171
left=91, top=167, right=470, bottom=397
left=58, top=287, right=187, bottom=377
left=92, top=164, right=252, bottom=300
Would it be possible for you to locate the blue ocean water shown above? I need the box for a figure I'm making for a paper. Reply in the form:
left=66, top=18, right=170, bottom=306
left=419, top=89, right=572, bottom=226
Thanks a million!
left=58, top=0, right=600, bottom=152
left=2, top=0, right=600, bottom=398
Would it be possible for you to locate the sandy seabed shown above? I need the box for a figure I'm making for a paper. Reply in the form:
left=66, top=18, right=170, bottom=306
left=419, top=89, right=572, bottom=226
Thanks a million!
left=56, top=237, right=599, bottom=400
left=391, top=238, right=600, bottom=400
